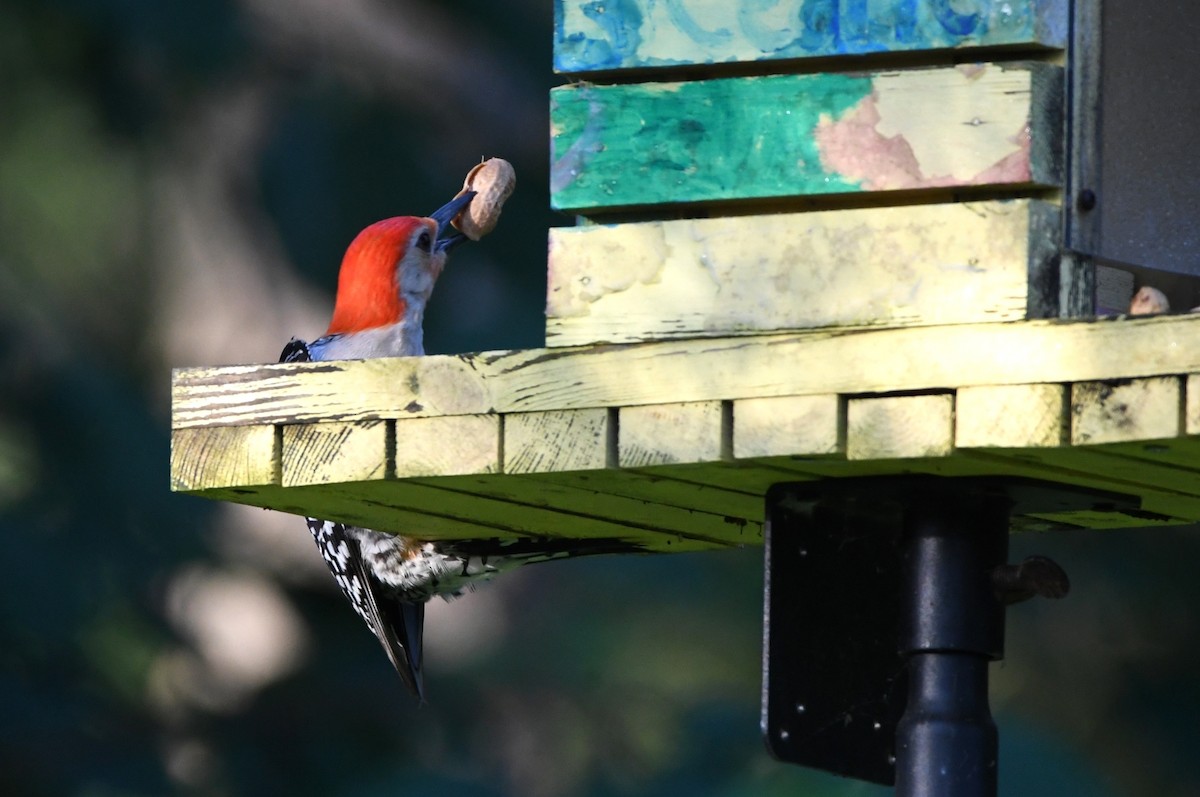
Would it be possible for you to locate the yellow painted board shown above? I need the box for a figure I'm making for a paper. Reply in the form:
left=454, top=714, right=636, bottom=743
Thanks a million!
left=758, top=452, right=1185, bottom=529
left=1188, top=374, right=1200, bottom=435
left=504, top=408, right=609, bottom=474
left=171, top=425, right=277, bottom=491
left=190, top=482, right=526, bottom=541
left=733, top=395, right=842, bottom=460
left=1070, top=377, right=1183, bottom=446
left=417, top=473, right=756, bottom=547
left=526, top=468, right=766, bottom=524
left=1088, top=437, right=1200, bottom=472
left=394, top=414, right=500, bottom=478
left=173, top=316, right=1200, bottom=432
left=630, top=460, right=817, bottom=497
left=1021, top=447, right=1200, bottom=501
left=547, top=200, right=1060, bottom=346
left=618, top=401, right=726, bottom=467
left=847, top=394, right=954, bottom=460
left=364, top=478, right=723, bottom=551
left=961, top=449, right=1200, bottom=521
left=956, top=383, right=1067, bottom=448
left=281, top=420, right=388, bottom=487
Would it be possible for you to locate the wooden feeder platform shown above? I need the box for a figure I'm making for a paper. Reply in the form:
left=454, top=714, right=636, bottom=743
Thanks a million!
left=172, top=314, right=1200, bottom=551
left=171, top=0, right=1200, bottom=790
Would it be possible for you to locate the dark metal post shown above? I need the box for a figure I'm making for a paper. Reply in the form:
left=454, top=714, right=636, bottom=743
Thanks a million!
left=894, top=495, right=1009, bottom=797
left=763, top=477, right=1101, bottom=791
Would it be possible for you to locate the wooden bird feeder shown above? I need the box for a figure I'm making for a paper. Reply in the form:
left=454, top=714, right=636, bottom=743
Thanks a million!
left=171, top=1, right=1200, bottom=794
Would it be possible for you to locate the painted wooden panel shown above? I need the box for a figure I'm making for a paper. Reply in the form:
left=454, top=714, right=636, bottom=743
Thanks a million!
left=1189, top=374, right=1200, bottom=435
left=956, top=383, right=1066, bottom=448
left=846, top=394, right=954, bottom=459
left=732, top=395, right=841, bottom=459
left=528, top=468, right=766, bottom=520
left=173, top=315, right=1200, bottom=431
left=171, top=356, right=1200, bottom=537
left=503, top=409, right=610, bottom=473
left=281, top=420, right=388, bottom=487
left=393, top=415, right=500, bottom=477
left=547, top=199, right=1059, bottom=346
left=618, top=400, right=725, bottom=466
left=414, top=474, right=751, bottom=547
left=171, top=425, right=276, bottom=491
left=1070, top=377, right=1183, bottom=446
left=554, top=0, right=1067, bottom=74
left=551, top=63, right=1061, bottom=211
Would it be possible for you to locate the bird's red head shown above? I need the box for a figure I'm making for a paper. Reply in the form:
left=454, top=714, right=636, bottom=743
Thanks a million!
left=325, top=216, right=440, bottom=336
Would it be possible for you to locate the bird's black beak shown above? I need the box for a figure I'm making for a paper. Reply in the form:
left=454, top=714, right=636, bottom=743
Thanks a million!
left=429, top=192, right=475, bottom=253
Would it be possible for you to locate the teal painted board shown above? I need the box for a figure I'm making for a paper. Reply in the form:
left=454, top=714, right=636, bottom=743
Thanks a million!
left=551, top=62, right=1061, bottom=212
left=554, top=0, right=1067, bottom=74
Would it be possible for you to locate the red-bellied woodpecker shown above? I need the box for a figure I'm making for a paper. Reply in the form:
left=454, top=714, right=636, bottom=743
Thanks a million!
left=281, top=191, right=640, bottom=700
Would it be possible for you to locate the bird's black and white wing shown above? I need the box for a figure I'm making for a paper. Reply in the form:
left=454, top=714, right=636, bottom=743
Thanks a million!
left=282, top=337, right=426, bottom=698
left=306, top=518, right=427, bottom=700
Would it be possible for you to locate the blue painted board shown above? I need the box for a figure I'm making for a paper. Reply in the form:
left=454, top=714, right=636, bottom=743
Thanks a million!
left=555, top=0, right=1067, bottom=74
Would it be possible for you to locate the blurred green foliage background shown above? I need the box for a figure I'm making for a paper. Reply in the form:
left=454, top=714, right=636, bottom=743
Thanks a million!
left=2, top=1, right=1199, bottom=795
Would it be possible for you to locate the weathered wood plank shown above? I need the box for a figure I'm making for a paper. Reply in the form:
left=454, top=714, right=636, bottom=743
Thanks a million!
left=504, top=409, right=609, bottom=473
left=1070, top=377, right=1182, bottom=445
left=281, top=420, right=388, bottom=487
left=528, top=468, right=765, bottom=522
left=783, top=449, right=1197, bottom=526
left=1188, top=374, right=1200, bottom=435
left=419, top=473, right=756, bottom=548
left=630, top=459, right=816, bottom=497
left=394, top=415, right=500, bottom=477
left=1083, top=438, right=1200, bottom=475
left=551, top=63, right=1061, bottom=211
left=619, top=400, right=725, bottom=467
left=172, top=315, right=1200, bottom=430
left=547, top=200, right=1059, bottom=346
left=963, top=449, right=1200, bottom=522
left=554, top=0, right=1067, bottom=74
left=847, top=393, right=954, bottom=459
left=363, top=478, right=725, bottom=551
left=193, top=482, right=528, bottom=541
left=171, top=425, right=277, bottom=491
left=732, top=395, right=841, bottom=459
left=956, top=383, right=1066, bottom=448
left=1017, top=447, right=1200, bottom=501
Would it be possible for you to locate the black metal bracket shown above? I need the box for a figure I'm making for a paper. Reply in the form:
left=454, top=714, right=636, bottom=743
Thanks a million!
left=761, top=476, right=1140, bottom=794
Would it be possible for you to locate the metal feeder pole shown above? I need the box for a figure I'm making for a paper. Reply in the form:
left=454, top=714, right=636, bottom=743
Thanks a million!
left=894, top=494, right=1009, bottom=797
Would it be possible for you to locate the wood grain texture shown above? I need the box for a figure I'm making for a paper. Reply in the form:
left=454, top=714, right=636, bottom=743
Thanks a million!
left=394, top=415, right=500, bottom=477
left=528, top=468, right=765, bottom=521
left=417, top=474, right=754, bottom=548
left=171, top=425, right=277, bottom=491
left=551, top=63, right=1061, bottom=211
left=172, top=319, right=1200, bottom=534
left=547, top=200, right=1059, bottom=346
left=1187, top=374, right=1200, bottom=435
left=733, top=395, right=841, bottom=459
left=554, top=0, right=1067, bottom=74
left=618, top=400, right=725, bottom=467
left=956, top=383, right=1066, bottom=448
left=962, top=449, right=1200, bottom=522
left=631, top=459, right=815, bottom=495
left=1070, top=377, right=1182, bottom=446
left=173, top=315, right=1200, bottom=431
left=504, top=409, right=609, bottom=473
left=281, top=421, right=388, bottom=487
left=847, top=394, right=954, bottom=459
left=218, top=482, right=530, bottom=540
